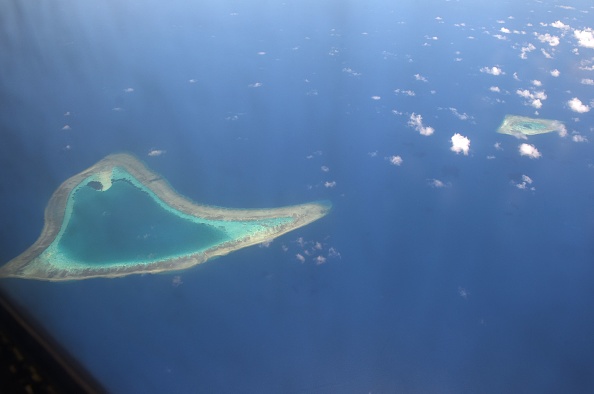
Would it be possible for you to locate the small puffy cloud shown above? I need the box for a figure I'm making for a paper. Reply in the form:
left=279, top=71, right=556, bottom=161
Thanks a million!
left=148, top=149, right=166, bottom=157
left=324, top=181, right=337, bottom=188
left=388, top=155, right=403, bottom=166
left=500, top=27, right=511, bottom=33
left=296, top=254, right=305, bottom=263
left=516, top=89, right=547, bottom=108
left=514, top=174, right=535, bottom=190
left=408, top=113, right=435, bottom=136
left=315, top=255, right=327, bottom=265
left=123, top=87, right=134, bottom=93
left=428, top=178, right=448, bottom=188
left=551, top=20, right=570, bottom=30
left=572, top=134, right=588, bottom=143
left=568, top=97, right=590, bottom=113
left=321, top=165, right=330, bottom=172
left=414, top=73, right=428, bottom=82
left=574, top=28, right=594, bottom=49
left=394, top=89, right=415, bottom=96
left=448, top=107, right=471, bottom=120
left=248, top=82, right=263, bottom=88
left=519, top=143, right=541, bottom=159
left=371, top=95, right=381, bottom=100
left=531, top=80, right=542, bottom=87
left=581, top=78, right=594, bottom=85
left=536, top=33, right=560, bottom=46
left=520, top=43, right=536, bottom=59
left=450, top=133, right=471, bottom=155
left=480, top=66, right=504, bottom=75
left=62, top=125, right=71, bottom=130
left=550, top=69, right=561, bottom=77
left=490, top=86, right=501, bottom=92
left=494, top=142, right=503, bottom=150
left=541, top=48, right=553, bottom=59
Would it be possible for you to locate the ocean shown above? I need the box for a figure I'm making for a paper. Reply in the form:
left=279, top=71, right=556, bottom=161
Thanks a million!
left=1, top=0, right=594, bottom=392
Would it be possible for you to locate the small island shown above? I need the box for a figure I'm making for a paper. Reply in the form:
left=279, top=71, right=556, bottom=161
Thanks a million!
left=497, top=115, right=565, bottom=138
left=0, top=154, right=331, bottom=281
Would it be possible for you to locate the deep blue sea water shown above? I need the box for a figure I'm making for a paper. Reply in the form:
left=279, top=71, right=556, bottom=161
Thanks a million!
left=1, top=0, right=594, bottom=393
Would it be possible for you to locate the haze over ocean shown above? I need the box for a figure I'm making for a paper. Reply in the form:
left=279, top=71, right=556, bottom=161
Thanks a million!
left=1, top=1, right=594, bottom=392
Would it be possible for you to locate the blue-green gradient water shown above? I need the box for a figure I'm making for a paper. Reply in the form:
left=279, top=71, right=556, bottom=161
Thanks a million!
left=59, top=179, right=230, bottom=264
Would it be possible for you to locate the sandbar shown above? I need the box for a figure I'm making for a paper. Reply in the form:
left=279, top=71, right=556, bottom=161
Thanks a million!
left=0, top=153, right=331, bottom=281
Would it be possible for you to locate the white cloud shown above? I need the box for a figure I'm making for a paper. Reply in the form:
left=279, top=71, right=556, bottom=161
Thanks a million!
left=321, top=165, right=330, bottom=172
left=315, top=255, right=327, bottom=265
left=568, top=97, right=590, bottom=113
left=574, top=28, right=594, bottom=49
left=541, top=48, right=554, bottom=59
left=388, top=155, right=403, bottom=166
left=414, top=74, right=428, bottom=82
left=296, top=254, right=305, bottom=263
left=519, top=143, right=541, bottom=159
left=371, top=96, right=381, bottom=100
left=572, top=134, right=588, bottom=143
left=394, top=89, right=416, bottom=96
left=500, top=27, right=511, bottom=33
left=148, top=149, right=166, bottom=157
left=123, top=87, right=134, bottom=93
left=551, top=20, right=570, bottom=30
left=550, top=69, right=561, bottom=77
left=490, top=86, right=501, bottom=92
left=516, top=89, right=547, bottom=108
left=408, top=113, right=435, bottom=136
left=428, top=178, right=447, bottom=188
left=520, top=43, right=536, bottom=59
left=324, top=181, right=337, bottom=188
left=531, top=80, right=542, bottom=87
left=536, top=33, right=560, bottom=46
left=448, top=107, right=471, bottom=120
left=480, top=66, right=504, bottom=75
left=581, top=78, right=594, bottom=85
left=514, top=174, right=535, bottom=190
left=450, top=133, right=471, bottom=155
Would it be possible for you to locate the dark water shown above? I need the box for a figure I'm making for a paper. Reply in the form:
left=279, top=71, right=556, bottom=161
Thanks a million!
left=1, top=0, right=594, bottom=393
left=60, top=179, right=229, bottom=264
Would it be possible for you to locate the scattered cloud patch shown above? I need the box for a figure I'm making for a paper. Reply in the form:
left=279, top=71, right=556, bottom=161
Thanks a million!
left=519, top=143, right=541, bottom=159
left=520, top=43, right=536, bottom=59
left=514, top=174, right=535, bottom=190
left=572, top=134, right=588, bottom=143
left=248, top=82, right=263, bottom=88
left=414, top=73, right=428, bottom=82
left=516, top=89, right=547, bottom=108
left=450, top=133, right=471, bottom=155
left=551, top=20, right=570, bottom=30
left=490, top=86, right=501, bottom=92
left=408, top=113, right=435, bottom=136
left=536, top=33, right=560, bottom=46
left=321, top=165, right=330, bottom=172
left=581, top=78, right=594, bottom=85
left=568, top=97, right=590, bottom=113
left=394, top=89, right=416, bottom=96
left=480, top=66, right=504, bottom=75
left=148, top=149, right=166, bottom=157
left=123, top=87, right=134, bottom=93
left=550, top=69, right=561, bottom=77
left=61, top=125, right=71, bottom=131
left=428, top=178, right=448, bottom=188
left=324, top=181, right=337, bottom=188
left=387, top=155, right=403, bottom=166
left=574, top=28, right=594, bottom=49
left=371, top=95, right=381, bottom=100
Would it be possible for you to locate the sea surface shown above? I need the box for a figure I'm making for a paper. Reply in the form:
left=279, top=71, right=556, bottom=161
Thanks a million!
left=1, top=1, right=594, bottom=393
